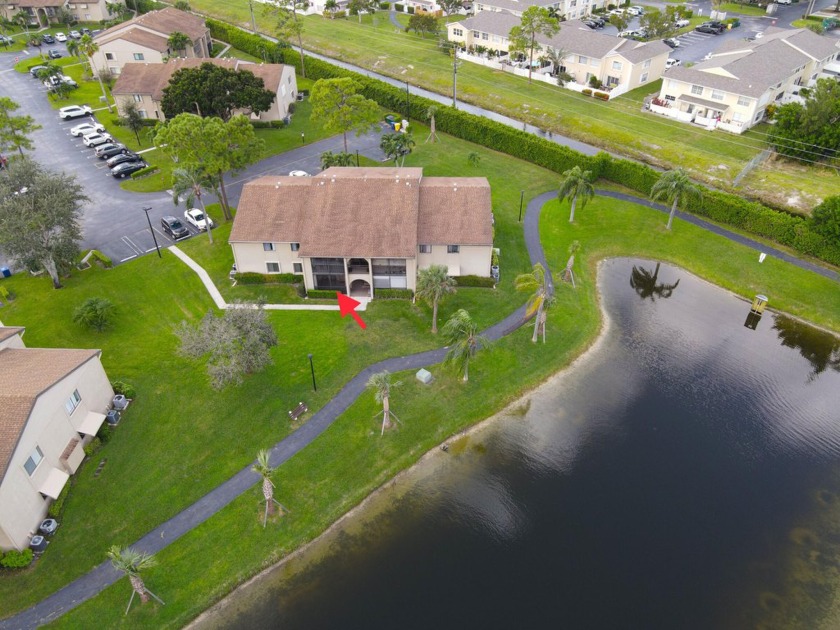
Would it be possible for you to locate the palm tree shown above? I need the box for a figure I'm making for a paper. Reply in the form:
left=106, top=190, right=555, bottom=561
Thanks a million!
left=557, top=165, right=595, bottom=222
left=515, top=262, right=554, bottom=343
left=415, top=264, right=457, bottom=333
left=366, top=370, right=402, bottom=435
left=561, top=240, right=580, bottom=287
left=107, top=545, right=162, bottom=612
left=172, top=165, right=214, bottom=244
left=541, top=45, right=569, bottom=76
left=649, top=168, right=701, bottom=230
left=252, top=449, right=283, bottom=526
left=76, top=34, right=112, bottom=113
left=167, top=31, right=191, bottom=58
left=380, top=131, right=415, bottom=167
left=324, top=0, right=339, bottom=18
left=442, top=309, right=489, bottom=382
left=630, top=263, right=680, bottom=300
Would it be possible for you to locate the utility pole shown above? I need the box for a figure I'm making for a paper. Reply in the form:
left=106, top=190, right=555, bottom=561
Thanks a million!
left=249, top=0, right=258, bottom=33
left=405, top=80, right=410, bottom=119
left=452, top=44, right=458, bottom=109
left=142, top=206, right=161, bottom=258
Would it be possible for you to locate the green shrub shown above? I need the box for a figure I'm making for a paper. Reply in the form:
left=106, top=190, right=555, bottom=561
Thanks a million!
left=581, top=88, right=592, bottom=96
left=48, top=480, right=71, bottom=518
left=407, top=5, right=414, bottom=13
left=0, top=549, right=33, bottom=569
left=97, top=423, right=113, bottom=445
left=395, top=2, right=405, bottom=10
left=375, top=288, right=414, bottom=299
left=380, top=1, right=390, bottom=7
left=593, top=91, right=609, bottom=100
left=84, top=249, right=112, bottom=268
left=73, top=297, right=115, bottom=332
left=235, top=272, right=303, bottom=284
left=456, top=275, right=496, bottom=287
left=129, top=165, right=159, bottom=179
left=307, top=289, right=339, bottom=299
left=111, top=379, right=137, bottom=399
left=811, top=195, right=840, bottom=240
left=83, top=437, right=102, bottom=457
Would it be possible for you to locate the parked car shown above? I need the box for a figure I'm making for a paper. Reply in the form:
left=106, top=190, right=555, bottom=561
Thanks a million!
left=663, top=38, right=680, bottom=48
left=82, top=132, right=112, bottom=147
left=47, top=49, right=62, bottom=59
left=29, top=65, right=47, bottom=77
left=55, top=32, right=67, bottom=42
left=59, top=105, right=92, bottom=119
left=69, top=30, right=81, bottom=39
left=111, top=160, right=148, bottom=179
left=627, top=6, right=644, bottom=15
left=106, top=152, right=141, bottom=168
left=591, top=17, right=606, bottom=27
left=160, top=215, right=189, bottom=238
left=674, top=18, right=690, bottom=28
left=95, top=143, right=127, bottom=158
left=0, top=35, right=13, bottom=45
left=608, top=8, right=625, bottom=15
left=70, top=122, right=105, bottom=136
left=583, top=19, right=599, bottom=29
left=289, top=170, right=310, bottom=176
left=696, top=21, right=725, bottom=34
left=777, top=0, right=792, bottom=4
left=42, top=34, right=55, bottom=44
left=184, top=208, right=215, bottom=231
left=44, top=75, right=78, bottom=89
left=80, top=27, right=91, bottom=35
left=665, top=58, right=681, bottom=69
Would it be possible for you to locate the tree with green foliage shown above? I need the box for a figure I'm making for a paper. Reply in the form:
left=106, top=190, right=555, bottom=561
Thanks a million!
left=366, top=370, right=402, bottom=435
left=442, top=309, right=489, bottom=382
left=160, top=62, right=275, bottom=121
left=467, top=151, right=481, bottom=167
left=609, top=12, right=630, bottom=32
left=70, top=34, right=112, bottom=112
left=252, top=449, right=284, bottom=526
left=811, top=195, right=840, bottom=241
left=557, top=165, right=595, bottom=223
left=380, top=131, right=415, bottom=166
left=265, top=0, right=309, bottom=77
left=73, top=297, right=116, bottom=332
left=515, top=262, right=554, bottom=343
left=171, top=165, right=215, bottom=244
left=649, top=167, right=701, bottom=230
left=0, top=97, right=42, bottom=156
left=310, top=78, right=381, bottom=153
left=320, top=150, right=355, bottom=168
left=407, top=13, right=439, bottom=37
left=415, top=264, right=457, bottom=333
left=12, top=10, right=31, bottom=39
left=324, top=0, right=339, bottom=17
left=174, top=0, right=191, bottom=10
left=640, top=10, right=672, bottom=38
left=348, top=0, right=377, bottom=22
left=0, top=159, right=86, bottom=289
left=119, top=100, right=145, bottom=146
left=155, top=113, right=264, bottom=220
left=106, top=1, right=130, bottom=18
left=166, top=31, right=191, bottom=57
left=107, top=546, right=162, bottom=610
left=508, top=6, right=560, bottom=83
left=770, top=79, right=840, bottom=162
left=438, top=0, right=463, bottom=16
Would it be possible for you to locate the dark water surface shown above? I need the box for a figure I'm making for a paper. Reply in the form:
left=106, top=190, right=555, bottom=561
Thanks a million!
left=198, top=259, right=840, bottom=630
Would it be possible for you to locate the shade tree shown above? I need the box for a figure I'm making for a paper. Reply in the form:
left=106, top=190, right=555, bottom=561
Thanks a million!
left=508, top=6, right=560, bottom=83
left=0, top=97, right=41, bottom=156
left=309, top=78, right=381, bottom=153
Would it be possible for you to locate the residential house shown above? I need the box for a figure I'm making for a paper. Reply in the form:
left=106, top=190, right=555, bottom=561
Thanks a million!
left=91, top=7, right=211, bottom=76
left=112, top=57, right=297, bottom=121
left=0, top=326, right=114, bottom=552
left=229, top=167, right=494, bottom=297
left=448, top=14, right=670, bottom=95
left=474, top=0, right=599, bottom=20
left=0, top=0, right=124, bottom=27
left=653, top=27, right=840, bottom=133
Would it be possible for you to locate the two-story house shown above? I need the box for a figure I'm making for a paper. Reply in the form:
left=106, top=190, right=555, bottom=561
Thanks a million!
left=474, top=0, right=599, bottom=20
left=653, top=27, right=840, bottom=133
left=229, top=167, right=494, bottom=298
left=91, top=7, right=211, bottom=76
left=0, top=326, right=114, bottom=552
left=112, top=57, right=297, bottom=121
left=0, top=0, right=124, bottom=27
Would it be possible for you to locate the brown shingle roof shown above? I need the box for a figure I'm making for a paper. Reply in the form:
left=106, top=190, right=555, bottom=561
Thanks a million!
left=230, top=168, right=492, bottom=257
left=0, top=347, right=101, bottom=482
left=95, top=7, right=207, bottom=47
left=0, top=327, right=24, bottom=343
left=14, top=0, right=59, bottom=7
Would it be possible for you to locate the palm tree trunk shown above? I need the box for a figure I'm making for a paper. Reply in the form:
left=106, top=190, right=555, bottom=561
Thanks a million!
left=88, top=56, right=112, bottom=113
left=297, top=32, right=306, bottom=77
left=463, top=362, right=469, bottom=382
left=431, top=299, right=439, bottom=333
left=217, top=171, right=231, bottom=220
left=263, top=478, right=274, bottom=515
left=569, top=195, right=577, bottom=222
left=532, top=300, right=542, bottom=343
left=129, top=575, right=149, bottom=604
left=381, top=396, right=391, bottom=435
left=666, top=197, right=678, bottom=230
left=198, top=196, right=213, bottom=244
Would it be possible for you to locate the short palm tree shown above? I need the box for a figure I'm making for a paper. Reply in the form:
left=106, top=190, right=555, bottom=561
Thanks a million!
left=167, top=31, right=191, bottom=57
left=107, top=545, right=162, bottom=612
left=515, top=262, right=554, bottom=343
left=557, top=165, right=595, bottom=223
left=252, top=449, right=283, bottom=526
left=172, top=165, right=214, bottom=244
left=366, top=370, right=402, bottom=435
left=442, top=309, right=489, bottom=382
left=380, top=131, right=416, bottom=167
left=649, top=168, right=702, bottom=230
left=324, top=0, right=339, bottom=17
left=426, top=105, right=439, bottom=143
left=415, top=264, right=457, bottom=333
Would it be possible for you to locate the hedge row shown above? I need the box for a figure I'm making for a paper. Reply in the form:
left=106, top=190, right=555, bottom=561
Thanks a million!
left=307, top=289, right=338, bottom=299
left=129, top=165, right=159, bottom=179
left=375, top=288, right=413, bottom=299
left=236, top=272, right=303, bottom=284
left=205, top=19, right=840, bottom=267
left=456, top=275, right=496, bottom=287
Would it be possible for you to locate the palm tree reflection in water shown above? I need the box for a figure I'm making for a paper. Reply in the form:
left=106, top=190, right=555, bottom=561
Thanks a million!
left=630, top=262, right=681, bottom=301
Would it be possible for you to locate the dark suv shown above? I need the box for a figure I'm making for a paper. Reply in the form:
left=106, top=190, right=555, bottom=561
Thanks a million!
left=696, top=21, right=725, bottom=34
left=161, top=216, right=189, bottom=240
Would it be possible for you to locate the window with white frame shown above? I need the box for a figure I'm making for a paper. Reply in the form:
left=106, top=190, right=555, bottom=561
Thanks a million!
left=263, top=242, right=275, bottom=251
left=64, top=389, right=81, bottom=415
left=711, top=90, right=724, bottom=100
left=419, top=244, right=432, bottom=253
left=732, top=112, right=744, bottom=122
left=138, top=110, right=147, bottom=118
left=293, top=262, right=303, bottom=273
left=290, top=242, right=300, bottom=252
left=612, top=61, right=622, bottom=70
left=133, top=53, right=144, bottom=61
left=640, top=72, right=649, bottom=83
left=691, top=85, right=703, bottom=95
left=24, top=446, right=43, bottom=476
left=590, top=58, right=598, bottom=67
left=453, top=27, right=463, bottom=36
left=472, top=30, right=480, bottom=37
left=133, top=94, right=142, bottom=102
left=447, top=245, right=460, bottom=254
left=105, top=52, right=114, bottom=60
left=578, top=55, right=588, bottom=64
left=481, top=32, right=489, bottom=40
left=644, top=59, right=651, bottom=68
left=737, top=96, right=750, bottom=106
left=266, top=262, right=280, bottom=273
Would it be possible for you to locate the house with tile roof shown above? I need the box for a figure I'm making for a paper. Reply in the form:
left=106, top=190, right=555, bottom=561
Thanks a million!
left=0, top=327, right=113, bottom=552
left=0, top=0, right=123, bottom=27
left=448, top=14, right=669, bottom=96
left=112, top=58, right=297, bottom=121
left=653, top=27, right=840, bottom=133
left=90, top=7, right=211, bottom=76
left=229, top=168, right=494, bottom=298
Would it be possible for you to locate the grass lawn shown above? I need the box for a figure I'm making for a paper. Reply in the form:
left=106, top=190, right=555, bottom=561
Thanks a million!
left=718, top=2, right=769, bottom=16
left=1, top=123, right=839, bottom=627
left=184, top=1, right=840, bottom=211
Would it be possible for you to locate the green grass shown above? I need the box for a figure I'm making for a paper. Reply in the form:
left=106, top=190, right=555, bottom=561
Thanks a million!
left=718, top=2, right=769, bottom=16
left=1, top=122, right=839, bottom=628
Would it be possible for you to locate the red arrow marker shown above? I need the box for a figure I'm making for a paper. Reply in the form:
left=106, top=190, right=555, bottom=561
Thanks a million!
left=336, top=292, right=367, bottom=329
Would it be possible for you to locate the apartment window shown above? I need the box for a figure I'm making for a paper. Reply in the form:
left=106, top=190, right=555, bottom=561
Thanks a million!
left=290, top=242, right=300, bottom=252
left=64, top=389, right=82, bottom=415
left=133, top=94, right=142, bottom=102
left=263, top=242, right=275, bottom=251
left=472, top=30, right=480, bottom=37
left=24, top=446, right=44, bottom=477
left=419, top=244, right=432, bottom=254
left=312, top=258, right=346, bottom=291
left=266, top=262, right=280, bottom=273
left=105, top=52, right=114, bottom=60
left=109, top=66, right=119, bottom=75
left=372, top=258, right=407, bottom=289
left=481, top=32, right=489, bottom=40
left=711, top=90, right=724, bottom=100
left=578, top=55, right=588, bottom=64
left=691, top=85, right=703, bottom=95
left=737, top=96, right=750, bottom=107
left=590, top=58, right=598, bottom=67
left=133, top=53, right=145, bottom=61
left=643, top=59, right=651, bottom=68
left=612, top=61, right=622, bottom=70
left=138, top=110, right=147, bottom=118
left=640, top=72, right=649, bottom=83
left=288, top=75, right=293, bottom=84
left=453, top=27, right=463, bottom=36
left=754, top=109, right=765, bottom=122
left=293, top=262, right=303, bottom=273
left=447, top=245, right=460, bottom=254
left=733, top=112, right=745, bottom=122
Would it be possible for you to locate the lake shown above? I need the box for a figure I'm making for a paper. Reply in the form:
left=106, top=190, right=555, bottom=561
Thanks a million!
left=194, top=259, right=840, bottom=630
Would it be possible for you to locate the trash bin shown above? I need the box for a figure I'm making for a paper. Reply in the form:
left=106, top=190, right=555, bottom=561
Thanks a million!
left=0, top=267, right=10, bottom=278
left=384, top=114, right=396, bottom=130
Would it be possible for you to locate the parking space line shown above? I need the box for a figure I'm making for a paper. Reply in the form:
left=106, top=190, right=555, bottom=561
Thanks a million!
left=121, top=236, right=143, bottom=256
left=120, top=254, right=137, bottom=262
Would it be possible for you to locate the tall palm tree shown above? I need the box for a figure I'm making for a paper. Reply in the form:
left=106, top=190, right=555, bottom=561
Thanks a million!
left=252, top=449, right=282, bottom=526
left=415, top=264, right=457, bottom=333
left=630, top=262, right=680, bottom=300
left=75, top=34, right=112, bottom=113
left=167, top=31, right=191, bottom=58
left=172, top=165, right=214, bottom=244
left=366, top=370, right=402, bottom=435
left=442, top=309, right=489, bottom=382
left=107, top=545, right=161, bottom=611
left=515, top=262, right=554, bottom=343
left=557, top=165, right=595, bottom=223
left=649, top=167, right=701, bottom=230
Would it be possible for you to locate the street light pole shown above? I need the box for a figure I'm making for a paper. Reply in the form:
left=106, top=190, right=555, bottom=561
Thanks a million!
left=405, top=80, right=410, bottom=119
left=452, top=45, right=458, bottom=109
left=308, top=353, right=317, bottom=391
left=518, top=190, right=524, bottom=222
left=248, top=0, right=258, bottom=33
left=142, top=206, right=161, bottom=258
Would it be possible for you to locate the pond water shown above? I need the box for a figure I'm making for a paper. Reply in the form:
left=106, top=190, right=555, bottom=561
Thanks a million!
left=195, top=259, right=840, bottom=630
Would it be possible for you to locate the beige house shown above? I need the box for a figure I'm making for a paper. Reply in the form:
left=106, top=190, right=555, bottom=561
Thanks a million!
left=112, top=57, right=297, bottom=121
left=0, top=327, right=114, bottom=552
left=0, top=0, right=124, bottom=26
left=91, top=7, right=211, bottom=76
left=474, top=0, right=599, bottom=20
left=653, top=27, right=840, bottom=133
left=229, top=168, right=494, bottom=298
left=448, top=14, right=669, bottom=96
